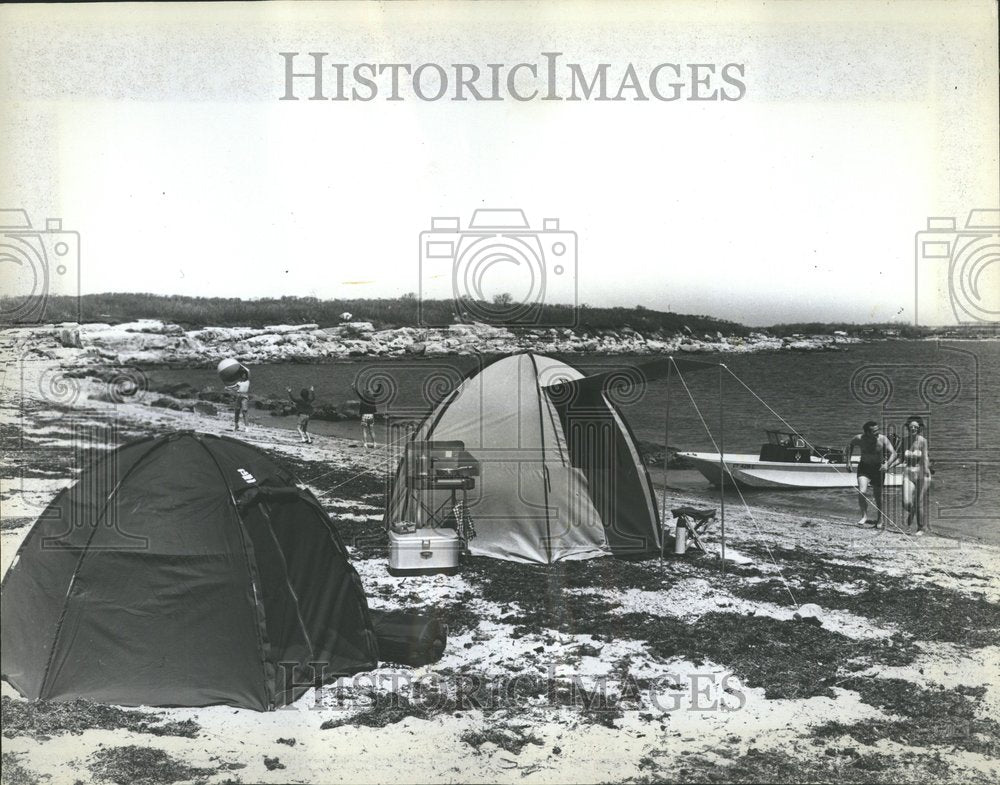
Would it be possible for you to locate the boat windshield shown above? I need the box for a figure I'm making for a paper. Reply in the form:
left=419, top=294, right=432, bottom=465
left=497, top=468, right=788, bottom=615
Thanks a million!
left=764, top=430, right=806, bottom=448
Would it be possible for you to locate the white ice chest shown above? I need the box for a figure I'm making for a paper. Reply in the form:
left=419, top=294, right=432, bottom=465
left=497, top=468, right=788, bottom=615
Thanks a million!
left=388, top=527, right=460, bottom=576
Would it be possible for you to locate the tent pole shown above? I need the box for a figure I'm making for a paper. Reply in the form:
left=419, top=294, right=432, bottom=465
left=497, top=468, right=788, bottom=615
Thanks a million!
left=660, top=358, right=672, bottom=563
left=719, top=366, right=726, bottom=575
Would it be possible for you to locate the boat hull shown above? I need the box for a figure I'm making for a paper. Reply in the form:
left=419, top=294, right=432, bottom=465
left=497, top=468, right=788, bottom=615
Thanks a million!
left=679, top=452, right=904, bottom=490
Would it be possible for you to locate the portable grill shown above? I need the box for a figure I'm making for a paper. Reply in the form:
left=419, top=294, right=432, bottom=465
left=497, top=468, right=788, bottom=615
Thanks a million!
left=403, top=440, right=479, bottom=533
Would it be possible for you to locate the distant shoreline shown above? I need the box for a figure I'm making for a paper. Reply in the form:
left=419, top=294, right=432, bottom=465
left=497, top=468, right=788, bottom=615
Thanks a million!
left=0, top=319, right=890, bottom=369
left=5, top=318, right=996, bottom=373
left=5, top=293, right=997, bottom=341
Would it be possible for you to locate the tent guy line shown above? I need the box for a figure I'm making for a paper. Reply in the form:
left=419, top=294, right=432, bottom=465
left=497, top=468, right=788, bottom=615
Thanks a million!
left=670, top=361, right=799, bottom=608
left=307, top=428, right=415, bottom=501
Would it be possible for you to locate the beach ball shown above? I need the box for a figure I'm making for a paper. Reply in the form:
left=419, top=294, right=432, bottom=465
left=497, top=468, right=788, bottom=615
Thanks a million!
left=217, top=358, right=245, bottom=384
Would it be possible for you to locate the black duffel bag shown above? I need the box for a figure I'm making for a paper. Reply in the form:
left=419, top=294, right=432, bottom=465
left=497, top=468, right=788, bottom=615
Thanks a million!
left=369, top=608, right=448, bottom=666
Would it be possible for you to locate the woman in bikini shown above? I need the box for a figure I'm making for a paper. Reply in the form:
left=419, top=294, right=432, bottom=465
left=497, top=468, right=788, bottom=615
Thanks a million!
left=887, top=415, right=932, bottom=535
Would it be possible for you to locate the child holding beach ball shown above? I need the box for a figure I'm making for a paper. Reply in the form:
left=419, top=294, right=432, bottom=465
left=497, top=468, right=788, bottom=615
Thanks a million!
left=217, top=359, right=251, bottom=432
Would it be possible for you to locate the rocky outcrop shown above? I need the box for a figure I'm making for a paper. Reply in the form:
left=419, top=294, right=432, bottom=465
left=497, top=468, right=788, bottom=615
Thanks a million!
left=13, top=319, right=863, bottom=368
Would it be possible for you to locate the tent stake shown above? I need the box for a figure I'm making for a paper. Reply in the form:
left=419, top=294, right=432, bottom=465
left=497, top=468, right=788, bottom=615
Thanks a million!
left=719, top=366, right=726, bottom=575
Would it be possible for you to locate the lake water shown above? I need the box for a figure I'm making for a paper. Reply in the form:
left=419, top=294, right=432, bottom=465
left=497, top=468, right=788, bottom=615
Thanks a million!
left=146, top=340, right=1000, bottom=544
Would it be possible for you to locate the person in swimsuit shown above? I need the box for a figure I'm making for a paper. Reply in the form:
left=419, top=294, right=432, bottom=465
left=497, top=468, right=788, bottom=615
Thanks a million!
left=359, top=398, right=377, bottom=448
left=224, top=364, right=251, bottom=432
left=846, top=420, right=897, bottom=528
left=286, top=385, right=316, bottom=444
left=886, top=415, right=932, bottom=535
left=352, top=382, right=378, bottom=448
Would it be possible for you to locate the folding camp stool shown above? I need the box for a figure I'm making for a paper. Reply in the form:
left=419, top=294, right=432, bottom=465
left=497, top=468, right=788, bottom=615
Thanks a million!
left=661, top=506, right=717, bottom=559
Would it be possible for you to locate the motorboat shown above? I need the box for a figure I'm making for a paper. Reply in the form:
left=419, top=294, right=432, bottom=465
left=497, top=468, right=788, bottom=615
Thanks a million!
left=679, top=430, right=903, bottom=490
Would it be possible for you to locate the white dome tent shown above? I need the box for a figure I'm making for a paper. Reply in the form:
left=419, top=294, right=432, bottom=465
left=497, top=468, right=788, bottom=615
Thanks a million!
left=385, top=352, right=662, bottom=564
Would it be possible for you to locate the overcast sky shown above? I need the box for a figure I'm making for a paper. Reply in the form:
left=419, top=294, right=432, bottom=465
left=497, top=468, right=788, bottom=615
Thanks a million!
left=1, top=1, right=997, bottom=326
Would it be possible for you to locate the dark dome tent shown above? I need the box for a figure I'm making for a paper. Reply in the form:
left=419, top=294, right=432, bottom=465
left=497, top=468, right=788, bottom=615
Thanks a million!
left=1, top=432, right=378, bottom=711
left=386, top=352, right=662, bottom=563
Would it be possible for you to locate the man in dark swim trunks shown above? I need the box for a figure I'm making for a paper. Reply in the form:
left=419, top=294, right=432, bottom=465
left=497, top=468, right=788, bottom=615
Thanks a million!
left=846, top=420, right=897, bottom=528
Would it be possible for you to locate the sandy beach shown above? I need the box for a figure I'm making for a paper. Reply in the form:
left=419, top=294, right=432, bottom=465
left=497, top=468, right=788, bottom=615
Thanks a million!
left=4, top=0, right=999, bottom=779
left=2, top=334, right=999, bottom=785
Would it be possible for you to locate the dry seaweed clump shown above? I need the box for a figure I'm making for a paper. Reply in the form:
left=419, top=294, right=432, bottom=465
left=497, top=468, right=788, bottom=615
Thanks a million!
left=461, top=727, right=544, bottom=755
left=815, top=678, right=1000, bottom=757
left=1, top=752, right=45, bottom=785
left=635, top=612, right=919, bottom=700
left=1, top=696, right=200, bottom=740
left=730, top=548, right=1000, bottom=648
left=0, top=517, right=34, bottom=532
left=629, top=746, right=981, bottom=785
left=320, top=691, right=428, bottom=729
left=88, top=747, right=214, bottom=785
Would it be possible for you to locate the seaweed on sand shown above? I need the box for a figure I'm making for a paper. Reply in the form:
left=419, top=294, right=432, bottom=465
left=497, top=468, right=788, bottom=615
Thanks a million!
left=460, top=557, right=671, bottom=636
left=262, top=756, right=285, bottom=771
left=461, top=556, right=921, bottom=702
left=635, top=611, right=919, bottom=700
left=460, top=727, right=544, bottom=755
left=88, top=747, right=214, bottom=785
left=462, top=554, right=673, bottom=604
left=411, top=595, right=483, bottom=635
left=729, top=546, right=1000, bottom=648
left=815, top=678, right=1000, bottom=757
left=0, top=517, right=34, bottom=532
left=320, top=691, right=428, bottom=729
left=418, top=668, right=552, bottom=716
left=629, top=746, right=985, bottom=785
left=317, top=668, right=633, bottom=729
left=1, top=696, right=200, bottom=741
left=0, top=752, right=44, bottom=785
left=282, top=455, right=386, bottom=500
